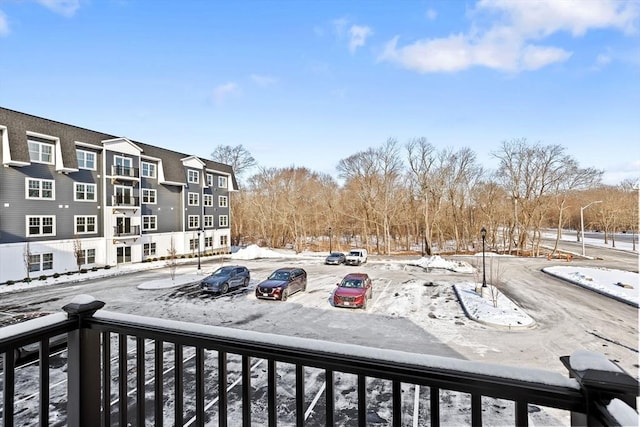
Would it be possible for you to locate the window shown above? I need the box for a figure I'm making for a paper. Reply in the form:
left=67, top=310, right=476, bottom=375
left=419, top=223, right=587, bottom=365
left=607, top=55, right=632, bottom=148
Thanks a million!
left=206, top=173, right=214, bottom=187
left=218, top=176, right=227, bottom=188
left=78, top=249, right=96, bottom=265
left=142, top=215, right=157, bottom=231
left=142, top=189, right=157, bottom=204
left=220, top=235, right=228, bottom=246
left=113, top=156, right=133, bottom=176
left=203, top=194, right=213, bottom=207
left=188, top=215, right=200, bottom=229
left=189, top=239, right=198, bottom=251
left=188, top=192, right=199, bottom=206
left=75, top=216, right=97, bottom=234
left=218, top=195, right=228, bottom=207
left=144, top=243, right=157, bottom=256
left=27, top=216, right=55, bottom=236
left=204, top=237, right=213, bottom=248
left=219, top=215, right=228, bottom=227
left=77, top=150, right=96, bottom=170
left=203, top=215, right=213, bottom=228
left=29, top=253, right=53, bottom=272
left=26, top=178, right=55, bottom=200
left=74, top=183, right=96, bottom=201
left=28, top=140, right=54, bottom=164
left=188, top=169, right=199, bottom=184
left=141, top=162, right=157, bottom=178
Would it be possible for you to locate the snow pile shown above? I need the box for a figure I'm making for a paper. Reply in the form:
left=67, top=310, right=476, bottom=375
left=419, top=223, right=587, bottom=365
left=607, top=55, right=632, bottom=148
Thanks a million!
left=230, top=244, right=286, bottom=260
left=410, top=255, right=475, bottom=273
left=453, top=283, right=535, bottom=329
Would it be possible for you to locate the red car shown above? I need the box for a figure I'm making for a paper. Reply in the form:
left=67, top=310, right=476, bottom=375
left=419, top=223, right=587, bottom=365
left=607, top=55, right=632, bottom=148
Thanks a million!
left=333, top=273, right=372, bottom=309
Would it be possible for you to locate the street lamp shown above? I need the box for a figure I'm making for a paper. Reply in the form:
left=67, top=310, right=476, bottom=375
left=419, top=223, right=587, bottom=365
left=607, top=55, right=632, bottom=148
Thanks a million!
left=580, top=201, right=602, bottom=257
left=481, top=227, right=487, bottom=288
left=196, top=229, right=202, bottom=272
left=328, top=227, right=332, bottom=253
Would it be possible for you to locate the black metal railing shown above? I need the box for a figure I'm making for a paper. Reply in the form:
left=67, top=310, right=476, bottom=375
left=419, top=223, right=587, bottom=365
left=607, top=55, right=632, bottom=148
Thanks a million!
left=113, top=225, right=141, bottom=237
left=112, top=195, right=139, bottom=207
left=111, top=165, right=139, bottom=179
left=1, top=299, right=638, bottom=426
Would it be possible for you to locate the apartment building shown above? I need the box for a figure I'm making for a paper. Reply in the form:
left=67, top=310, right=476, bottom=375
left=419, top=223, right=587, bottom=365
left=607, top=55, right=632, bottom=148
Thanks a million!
left=0, top=107, right=237, bottom=284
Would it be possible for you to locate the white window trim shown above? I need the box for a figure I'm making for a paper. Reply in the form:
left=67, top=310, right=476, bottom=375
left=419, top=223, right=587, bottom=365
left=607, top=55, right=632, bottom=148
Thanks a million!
left=143, top=242, right=157, bottom=256
left=204, top=194, right=213, bottom=207
left=203, top=215, right=214, bottom=228
left=142, top=215, right=158, bottom=231
left=142, top=188, right=157, bottom=204
left=74, top=182, right=97, bottom=202
left=79, top=248, right=96, bottom=265
left=218, top=176, right=227, bottom=188
left=26, top=178, right=55, bottom=200
left=188, top=169, right=200, bottom=184
left=218, top=195, right=228, bottom=207
left=188, top=192, right=199, bottom=206
left=206, top=173, right=214, bottom=187
left=219, top=215, right=228, bottom=228
left=26, top=215, right=56, bottom=237
left=29, top=253, right=54, bottom=272
left=141, top=161, right=157, bottom=178
left=74, top=215, right=98, bottom=234
left=28, top=140, right=55, bottom=164
left=188, top=215, right=200, bottom=229
left=76, top=149, right=97, bottom=170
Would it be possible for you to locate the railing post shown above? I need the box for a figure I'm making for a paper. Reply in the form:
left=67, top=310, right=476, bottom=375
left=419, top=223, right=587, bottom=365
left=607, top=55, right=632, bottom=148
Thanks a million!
left=63, top=297, right=106, bottom=427
left=561, top=351, right=640, bottom=426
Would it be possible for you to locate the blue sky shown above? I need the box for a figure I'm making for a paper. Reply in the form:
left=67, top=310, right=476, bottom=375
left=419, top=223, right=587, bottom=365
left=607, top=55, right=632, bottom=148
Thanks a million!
left=1, top=0, right=638, bottom=185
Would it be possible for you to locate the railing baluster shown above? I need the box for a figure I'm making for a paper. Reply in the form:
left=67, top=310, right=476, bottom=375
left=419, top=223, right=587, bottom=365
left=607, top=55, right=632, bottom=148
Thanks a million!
left=392, top=380, right=401, bottom=427
left=358, top=374, right=366, bottom=427
left=326, top=369, right=334, bottom=426
left=154, top=340, right=163, bottom=427
left=195, top=347, right=205, bottom=427
left=136, top=337, right=145, bottom=425
left=268, top=359, right=277, bottom=426
left=39, top=339, right=50, bottom=426
left=118, top=334, right=128, bottom=426
left=430, top=386, right=440, bottom=427
left=3, top=347, right=16, bottom=427
left=102, top=332, right=111, bottom=427
left=218, top=351, right=228, bottom=427
left=242, top=355, right=251, bottom=427
left=295, top=364, right=304, bottom=427
left=471, top=393, right=482, bottom=426
left=515, top=400, right=528, bottom=426
left=175, top=344, right=184, bottom=426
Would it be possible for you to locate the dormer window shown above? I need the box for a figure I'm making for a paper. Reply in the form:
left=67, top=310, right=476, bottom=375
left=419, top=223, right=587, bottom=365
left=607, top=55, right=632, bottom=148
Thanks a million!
left=188, top=169, right=199, bottom=184
left=218, top=176, right=227, bottom=188
left=28, top=140, right=54, bottom=164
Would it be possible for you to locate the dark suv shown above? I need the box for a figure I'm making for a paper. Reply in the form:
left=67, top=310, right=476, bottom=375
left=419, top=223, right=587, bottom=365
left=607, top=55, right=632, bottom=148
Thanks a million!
left=255, top=267, right=307, bottom=301
left=200, top=265, right=250, bottom=294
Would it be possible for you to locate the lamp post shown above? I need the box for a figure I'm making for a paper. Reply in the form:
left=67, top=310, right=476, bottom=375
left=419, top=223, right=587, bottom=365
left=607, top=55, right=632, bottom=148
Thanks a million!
left=580, top=201, right=602, bottom=257
left=196, top=229, right=202, bottom=272
left=481, top=227, right=487, bottom=288
left=328, top=227, right=332, bottom=253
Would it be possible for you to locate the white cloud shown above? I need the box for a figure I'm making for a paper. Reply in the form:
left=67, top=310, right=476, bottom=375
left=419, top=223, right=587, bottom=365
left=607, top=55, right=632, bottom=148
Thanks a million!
left=348, top=25, right=373, bottom=53
left=0, top=10, right=9, bottom=36
left=250, top=74, right=277, bottom=87
left=379, top=0, right=639, bottom=73
left=37, top=0, right=81, bottom=17
left=212, top=82, right=239, bottom=104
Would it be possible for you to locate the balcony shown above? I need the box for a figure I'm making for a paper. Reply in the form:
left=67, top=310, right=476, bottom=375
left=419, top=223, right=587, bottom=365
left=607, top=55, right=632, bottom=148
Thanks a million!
left=112, top=195, right=139, bottom=208
left=113, top=225, right=141, bottom=237
left=111, top=165, right=140, bottom=180
left=1, top=298, right=638, bottom=426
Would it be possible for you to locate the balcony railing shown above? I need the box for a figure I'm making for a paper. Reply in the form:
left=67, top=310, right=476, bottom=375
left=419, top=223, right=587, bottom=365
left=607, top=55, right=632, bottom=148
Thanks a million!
left=1, top=298, right=638, bottom=426
left=111, top=165, right=139, bottom=179
left=112, top=195, right=139, bottom=207
left=113, top=225, right=141, bottom=237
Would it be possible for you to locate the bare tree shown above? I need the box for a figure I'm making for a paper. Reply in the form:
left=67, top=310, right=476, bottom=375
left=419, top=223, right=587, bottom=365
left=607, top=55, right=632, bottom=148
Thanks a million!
left=73, top=237, right=84, bottom=273
left=166, top=235, right=178, bottom=281
left=211, top=144, right=257, bottom=184
left=406, top=137, right=437, bottom=255
left=23, top=240, right=32, bottom=281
